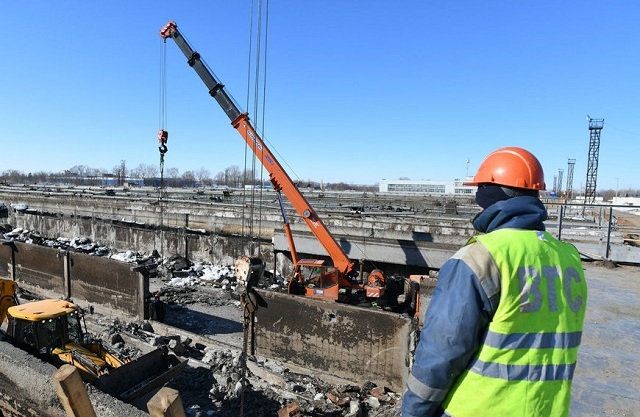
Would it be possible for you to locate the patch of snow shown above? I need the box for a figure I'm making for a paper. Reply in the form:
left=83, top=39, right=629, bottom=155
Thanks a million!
left=169, top=276, right=200, bottom=286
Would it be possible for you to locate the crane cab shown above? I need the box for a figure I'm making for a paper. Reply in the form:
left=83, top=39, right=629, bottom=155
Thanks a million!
left=289, top=259, right=367, bottom=303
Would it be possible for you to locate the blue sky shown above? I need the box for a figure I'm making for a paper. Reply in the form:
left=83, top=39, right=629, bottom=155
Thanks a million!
left=1, top=1, right=639, bottom=191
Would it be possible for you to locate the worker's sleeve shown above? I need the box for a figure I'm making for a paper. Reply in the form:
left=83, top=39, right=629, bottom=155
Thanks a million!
left=401, top=247, right=497, bottom=417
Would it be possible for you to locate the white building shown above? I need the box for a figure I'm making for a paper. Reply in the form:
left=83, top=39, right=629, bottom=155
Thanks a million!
left=379, top=179, right=476, bottom=196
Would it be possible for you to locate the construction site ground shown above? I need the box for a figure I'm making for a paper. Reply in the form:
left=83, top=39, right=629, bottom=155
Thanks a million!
left=570, top=262, right=640, bottom=416
left=74, top=259, right=639, bottom=417
left=1, top=208, right=639, bottom=416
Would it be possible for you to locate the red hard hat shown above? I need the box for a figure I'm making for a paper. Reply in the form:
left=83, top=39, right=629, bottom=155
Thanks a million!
left=464, top=147, right=546, bottom=191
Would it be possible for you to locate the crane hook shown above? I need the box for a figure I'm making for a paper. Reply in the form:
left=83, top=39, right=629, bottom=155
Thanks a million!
left=157, top=130, right=169, bottom=154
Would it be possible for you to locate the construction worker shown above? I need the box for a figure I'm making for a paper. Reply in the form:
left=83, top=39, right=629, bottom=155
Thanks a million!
left=402, top=147, right=587, bottom=417
left=149, top=291, right=166, bottom=322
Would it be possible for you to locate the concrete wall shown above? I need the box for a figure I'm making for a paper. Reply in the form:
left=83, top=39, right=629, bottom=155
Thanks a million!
left=70, top=253, right=147, bottom=317
left=273, top=230, right=460, bottom=273
left=9, top=210, right=269, bottom=267
left=1, top=187, right=475, bottom=253
left=0, top=242, right=148, bottom=319
left=254, top=289, right=419, bottom=393
left=1, top=242, right=65, bottom=293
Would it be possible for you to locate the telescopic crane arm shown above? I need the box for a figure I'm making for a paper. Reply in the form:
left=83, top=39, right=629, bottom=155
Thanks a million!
left=159, top=21, right=356, bottom=278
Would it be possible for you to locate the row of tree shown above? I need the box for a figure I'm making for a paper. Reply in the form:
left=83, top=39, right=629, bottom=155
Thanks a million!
left=0, top=162, right=377, bottom=192
left=3, top=166, right=636, bottom=197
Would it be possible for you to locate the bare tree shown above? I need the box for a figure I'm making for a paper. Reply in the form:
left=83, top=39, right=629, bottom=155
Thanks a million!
left=213, top=171, right=226, bottom=185
left=69, top=165, right=89, bottom=178
left=225, top=165, right=241, bottom=188
left=166, top=167, right=179, bottom=178
left=196, top=167, right=211, bottom=186
left=86, top=167, right=104, bottom=176
left=242, top=168, right=259, bottom=185
left=129, top=163, right=158, bottom=179
left=112, top=160, right=127, bottom=186
left=129, top=165, right=143, bottom=179
left=182, top=170, right=196, bottom=186
left=1, top=169, right=26, bottom=184
left=31, top=171, right=51, bottom=184
left=142, top=164, right=159, bottom=178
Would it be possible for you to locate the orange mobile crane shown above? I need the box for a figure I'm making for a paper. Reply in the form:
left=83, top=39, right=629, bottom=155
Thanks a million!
left=160, top=21, right=419, bottom=314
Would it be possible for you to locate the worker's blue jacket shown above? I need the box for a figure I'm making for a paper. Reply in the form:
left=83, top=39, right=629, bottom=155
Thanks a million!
left=401, top=196, right=561, bottom=416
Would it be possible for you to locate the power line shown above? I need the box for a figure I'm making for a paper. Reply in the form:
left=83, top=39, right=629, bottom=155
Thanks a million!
left=603, top=121, right=640, bottom=137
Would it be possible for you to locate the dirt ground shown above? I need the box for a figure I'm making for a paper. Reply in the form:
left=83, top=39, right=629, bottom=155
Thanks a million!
left=613, top=208, right=640, bottom=228
left=570, top=261, right=640, bottom=416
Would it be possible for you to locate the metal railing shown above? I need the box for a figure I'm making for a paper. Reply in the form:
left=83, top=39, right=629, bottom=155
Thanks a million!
left=546, top=201, right=640, bottom=263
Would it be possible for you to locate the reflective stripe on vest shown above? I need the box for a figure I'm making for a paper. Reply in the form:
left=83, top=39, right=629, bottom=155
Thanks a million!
left=483, top=330, right=582, bottom=350
left=468, top=357, right=576, bottom=381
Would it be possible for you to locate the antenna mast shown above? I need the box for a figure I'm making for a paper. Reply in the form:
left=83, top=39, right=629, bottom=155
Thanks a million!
left=584, top=116, right=604, bottom=204
left=566, top=159, right=576, bottom=200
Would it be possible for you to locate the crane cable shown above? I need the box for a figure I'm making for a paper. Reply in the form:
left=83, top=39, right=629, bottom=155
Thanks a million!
left=255, top=0, right=270, bottom=258
left=241, top=0, right=270, bottom=255
left=157, top=38, right=170, bottom=257
left=240, top=1, right=269, bottom=415
left=158, top=40, right=169, bottom=204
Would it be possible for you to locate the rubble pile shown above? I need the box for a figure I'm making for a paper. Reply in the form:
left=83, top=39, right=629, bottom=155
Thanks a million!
left=153, top=254, right=286, bottom=295
left=1, top=225, right=289, bottom=294
left=95, top=315, right=402, bottom=417
left=1, top=226, right=111, bottom=255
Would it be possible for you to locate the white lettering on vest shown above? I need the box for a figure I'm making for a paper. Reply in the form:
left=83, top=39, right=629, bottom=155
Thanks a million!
left=564, top=267, right=584, bottom=313
left=518, top=266, right=583, bottom=313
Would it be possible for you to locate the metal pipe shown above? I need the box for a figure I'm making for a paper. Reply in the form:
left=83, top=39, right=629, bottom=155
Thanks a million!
left=605, top=206, right=613, bottom=259
left=558, top=205, right=564, bottom=240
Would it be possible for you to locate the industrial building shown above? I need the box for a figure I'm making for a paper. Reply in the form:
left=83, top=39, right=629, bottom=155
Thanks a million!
left=379, top=179, right=476, bottom=196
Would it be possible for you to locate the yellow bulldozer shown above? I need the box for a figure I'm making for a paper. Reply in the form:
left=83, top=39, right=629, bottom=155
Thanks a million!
left=0, top=278, right=186, bottom=403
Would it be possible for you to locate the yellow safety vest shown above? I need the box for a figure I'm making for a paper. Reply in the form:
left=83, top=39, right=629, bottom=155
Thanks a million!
left=443, top=229, right=587, bottom=417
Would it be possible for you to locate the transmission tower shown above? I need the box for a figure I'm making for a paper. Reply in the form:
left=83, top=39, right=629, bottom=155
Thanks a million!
left=584, top=117, right=604, bottom=203
left=566, top=159, right=576, bottom=200
left=557, top=169, right=564, bottom=197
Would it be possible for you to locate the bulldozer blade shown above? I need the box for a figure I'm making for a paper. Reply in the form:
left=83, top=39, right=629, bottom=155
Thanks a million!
left=96, top=347, right=187, bottom=403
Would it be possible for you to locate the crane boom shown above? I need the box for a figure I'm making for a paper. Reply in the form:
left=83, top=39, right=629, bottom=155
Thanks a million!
left=159, top=21, right=355, bottom=277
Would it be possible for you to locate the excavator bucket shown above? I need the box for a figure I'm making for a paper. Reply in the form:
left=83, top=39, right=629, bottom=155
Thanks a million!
left=96, top=347, right=187, bottom=403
